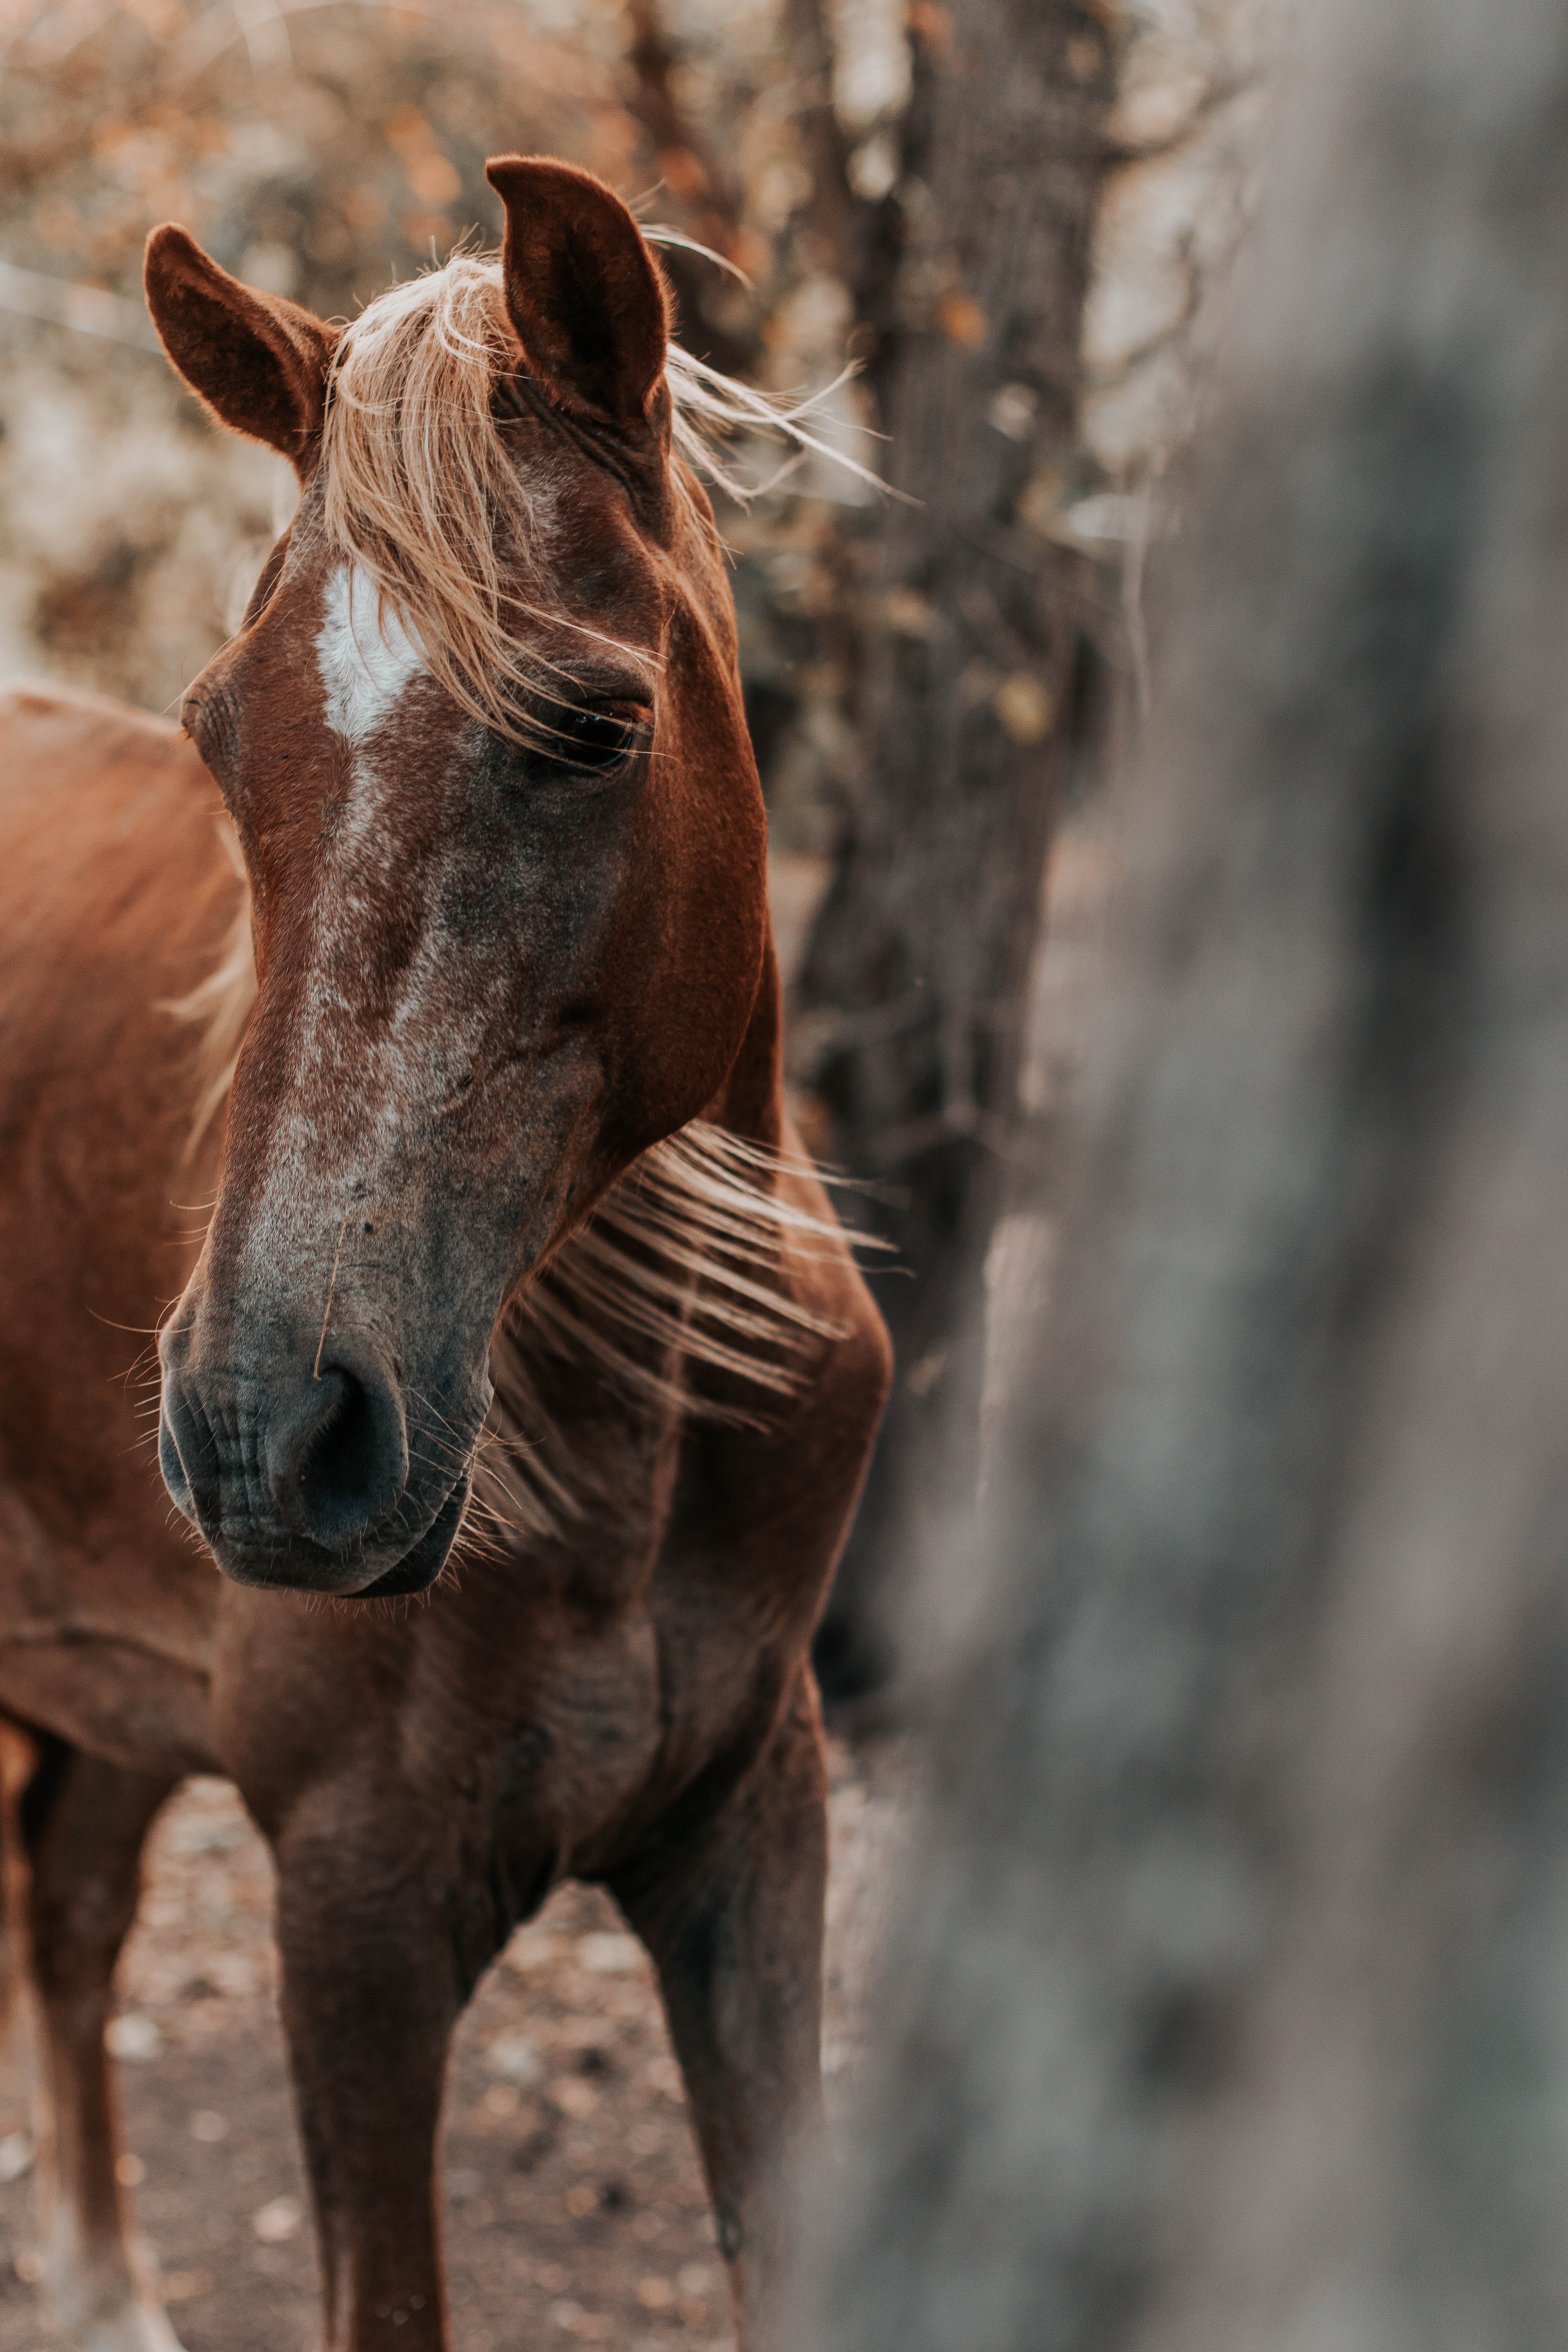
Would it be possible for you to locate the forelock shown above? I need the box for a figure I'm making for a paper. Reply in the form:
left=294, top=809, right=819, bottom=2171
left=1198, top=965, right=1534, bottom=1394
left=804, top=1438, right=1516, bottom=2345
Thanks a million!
left=313, top=241, right=880, bottom=744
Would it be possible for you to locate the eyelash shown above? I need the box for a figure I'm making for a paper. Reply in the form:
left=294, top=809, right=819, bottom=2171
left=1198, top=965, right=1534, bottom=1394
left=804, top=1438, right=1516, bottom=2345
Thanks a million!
left=539, top=707, right=639, bottom=770
left=506, top=704, right=648, bottom=784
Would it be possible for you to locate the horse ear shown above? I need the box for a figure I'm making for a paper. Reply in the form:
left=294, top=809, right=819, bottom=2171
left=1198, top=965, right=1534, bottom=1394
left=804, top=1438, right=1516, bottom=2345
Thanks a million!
left=143, top=225, right=338, bottom=480
left=485, top=156, right=671, bottom=430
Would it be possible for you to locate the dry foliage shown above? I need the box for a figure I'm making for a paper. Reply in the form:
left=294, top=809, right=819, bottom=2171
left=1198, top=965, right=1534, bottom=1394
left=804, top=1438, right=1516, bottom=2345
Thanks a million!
left=0, top=0, right=1269, bottom=845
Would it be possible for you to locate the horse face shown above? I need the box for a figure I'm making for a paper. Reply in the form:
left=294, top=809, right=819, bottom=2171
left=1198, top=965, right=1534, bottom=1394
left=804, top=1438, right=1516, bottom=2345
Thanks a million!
left=147, top=163, right=768, bottom=1596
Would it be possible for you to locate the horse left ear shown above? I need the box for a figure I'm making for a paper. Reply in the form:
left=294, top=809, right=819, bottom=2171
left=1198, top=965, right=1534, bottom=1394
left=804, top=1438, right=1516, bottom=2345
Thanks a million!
left=144, top=225, right=338, bottom=481
left=485, top=156, right=671, bottom=430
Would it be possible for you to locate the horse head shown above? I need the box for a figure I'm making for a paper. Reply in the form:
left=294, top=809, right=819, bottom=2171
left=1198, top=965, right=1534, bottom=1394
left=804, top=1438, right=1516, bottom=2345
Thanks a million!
left=147, top=159, right=771, bottom=1597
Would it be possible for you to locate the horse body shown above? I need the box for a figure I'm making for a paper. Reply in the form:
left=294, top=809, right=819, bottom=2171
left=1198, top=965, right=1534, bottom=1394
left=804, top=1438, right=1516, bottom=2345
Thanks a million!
left=0, top=157, right=888, bottom=2352
left=0, top=688, right=226, bottom=1776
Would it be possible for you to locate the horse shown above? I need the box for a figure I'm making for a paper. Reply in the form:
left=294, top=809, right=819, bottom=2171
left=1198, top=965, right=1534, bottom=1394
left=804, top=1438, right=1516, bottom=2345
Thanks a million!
left=0, top=154, right=889, bottom=2352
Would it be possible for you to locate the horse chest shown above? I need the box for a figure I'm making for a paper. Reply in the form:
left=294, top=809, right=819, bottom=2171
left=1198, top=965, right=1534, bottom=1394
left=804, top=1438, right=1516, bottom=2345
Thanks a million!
left=358, top=1480, right=787, bottom=1914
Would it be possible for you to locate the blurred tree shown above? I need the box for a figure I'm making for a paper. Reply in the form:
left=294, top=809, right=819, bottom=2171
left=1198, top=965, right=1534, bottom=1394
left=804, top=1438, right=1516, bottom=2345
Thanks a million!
left=789, top=0, right=1119, bottom=1700
left=623, top=0, right=755, bottom=376
left=806, top=0, right=1568, bottom=2343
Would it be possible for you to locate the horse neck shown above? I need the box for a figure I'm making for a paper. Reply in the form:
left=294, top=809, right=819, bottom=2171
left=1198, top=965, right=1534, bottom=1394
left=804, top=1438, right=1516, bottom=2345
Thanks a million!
left=474, top=922, right=820, bottom=1552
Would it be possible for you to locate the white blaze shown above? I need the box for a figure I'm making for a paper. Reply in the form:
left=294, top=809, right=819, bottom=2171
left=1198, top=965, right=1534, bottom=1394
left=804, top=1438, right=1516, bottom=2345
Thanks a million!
left=315, top=563, right=424, bottom=743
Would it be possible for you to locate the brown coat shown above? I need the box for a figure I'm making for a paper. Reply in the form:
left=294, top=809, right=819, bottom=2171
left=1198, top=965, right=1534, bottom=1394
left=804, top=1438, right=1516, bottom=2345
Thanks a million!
left=0, top=157, right=889, bottom=2352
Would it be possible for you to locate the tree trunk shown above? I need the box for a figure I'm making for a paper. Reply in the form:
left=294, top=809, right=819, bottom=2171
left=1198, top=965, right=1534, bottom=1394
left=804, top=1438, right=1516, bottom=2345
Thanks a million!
left=806, top=0, right=1568, bottom=2343
left=795, top=0, right=1116, bottom=1700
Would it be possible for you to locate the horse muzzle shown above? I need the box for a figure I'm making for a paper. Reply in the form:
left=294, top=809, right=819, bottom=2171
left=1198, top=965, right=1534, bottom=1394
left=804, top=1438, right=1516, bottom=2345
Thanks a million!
left=158, top=1318, right=475, bottom=1597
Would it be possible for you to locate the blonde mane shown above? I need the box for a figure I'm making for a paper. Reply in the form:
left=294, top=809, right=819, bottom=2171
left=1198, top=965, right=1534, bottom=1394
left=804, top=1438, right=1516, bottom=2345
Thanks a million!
left=317, top=242, right=873, bottom=741
left=169, top=241, right=877, bottom=1544
left=474, top=1121, right=848, bottom=1545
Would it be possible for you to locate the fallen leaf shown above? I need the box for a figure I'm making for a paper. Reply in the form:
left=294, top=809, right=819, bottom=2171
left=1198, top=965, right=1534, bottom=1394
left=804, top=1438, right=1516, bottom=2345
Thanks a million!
left=989, top=382, right=1037, bottom=441
left=576, top=1931, right=640, bottom=1975
left=485, top=2029, right=543, bottom=2083
left=251, top=2195, right=303, bottom=2244
left=939, top=292, right=987, bottom=346
left=909, top=1, right=953, bottom=51
left=657, top=146, right=708, bottom=200
left=550, top=2078, right=599, bottom=2120
left=407, top=154, right=461, bottom=207
left=885, top=588, right=936, bottom=638
left=105, top=2014, right=161, bottom=2063
left=995, top=674, right=1054, bottom=744
left=160, top=2271, right=213, bottom=2305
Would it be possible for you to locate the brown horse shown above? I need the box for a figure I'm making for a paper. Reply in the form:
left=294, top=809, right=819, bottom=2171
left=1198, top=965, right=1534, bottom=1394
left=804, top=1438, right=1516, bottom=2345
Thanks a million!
left=0, top=156, right=888, bottom=2352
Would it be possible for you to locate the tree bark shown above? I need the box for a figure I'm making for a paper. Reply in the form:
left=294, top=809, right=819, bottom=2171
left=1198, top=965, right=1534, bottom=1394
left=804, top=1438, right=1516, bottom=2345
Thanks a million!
left=797, top=0, right=1117, bottom=1699
left=806, top=0, right=1568, bottom=2342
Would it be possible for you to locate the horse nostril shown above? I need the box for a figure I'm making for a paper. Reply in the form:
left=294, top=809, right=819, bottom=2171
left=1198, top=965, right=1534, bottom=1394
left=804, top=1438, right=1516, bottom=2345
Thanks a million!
left=299, top=1365, right=375, bottom=1498
left=272, top=1359, right=407, bottom=1544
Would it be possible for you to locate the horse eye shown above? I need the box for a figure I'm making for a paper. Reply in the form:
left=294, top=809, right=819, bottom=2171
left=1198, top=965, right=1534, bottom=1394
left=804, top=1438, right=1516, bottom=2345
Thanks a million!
left=550, top=706, right=636, bottom=770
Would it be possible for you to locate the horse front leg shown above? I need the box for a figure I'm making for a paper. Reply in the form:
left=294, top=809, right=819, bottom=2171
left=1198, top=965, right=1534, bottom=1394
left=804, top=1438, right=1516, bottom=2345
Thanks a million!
left=271, top=1800, right=463, bottom=2352
left=611, top=1671, right=830, bottom=2352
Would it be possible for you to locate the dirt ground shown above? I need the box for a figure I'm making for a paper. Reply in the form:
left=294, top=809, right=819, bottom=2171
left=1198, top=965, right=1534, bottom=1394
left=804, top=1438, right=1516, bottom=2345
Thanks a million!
left=0, top=1737, right=908, bottom=2352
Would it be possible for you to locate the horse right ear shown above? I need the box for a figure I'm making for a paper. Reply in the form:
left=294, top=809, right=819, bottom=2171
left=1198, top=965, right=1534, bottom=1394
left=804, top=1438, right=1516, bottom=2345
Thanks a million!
left=486, top=156, right=671, bottom=431
left=144, top=226, right=338, bottom=481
